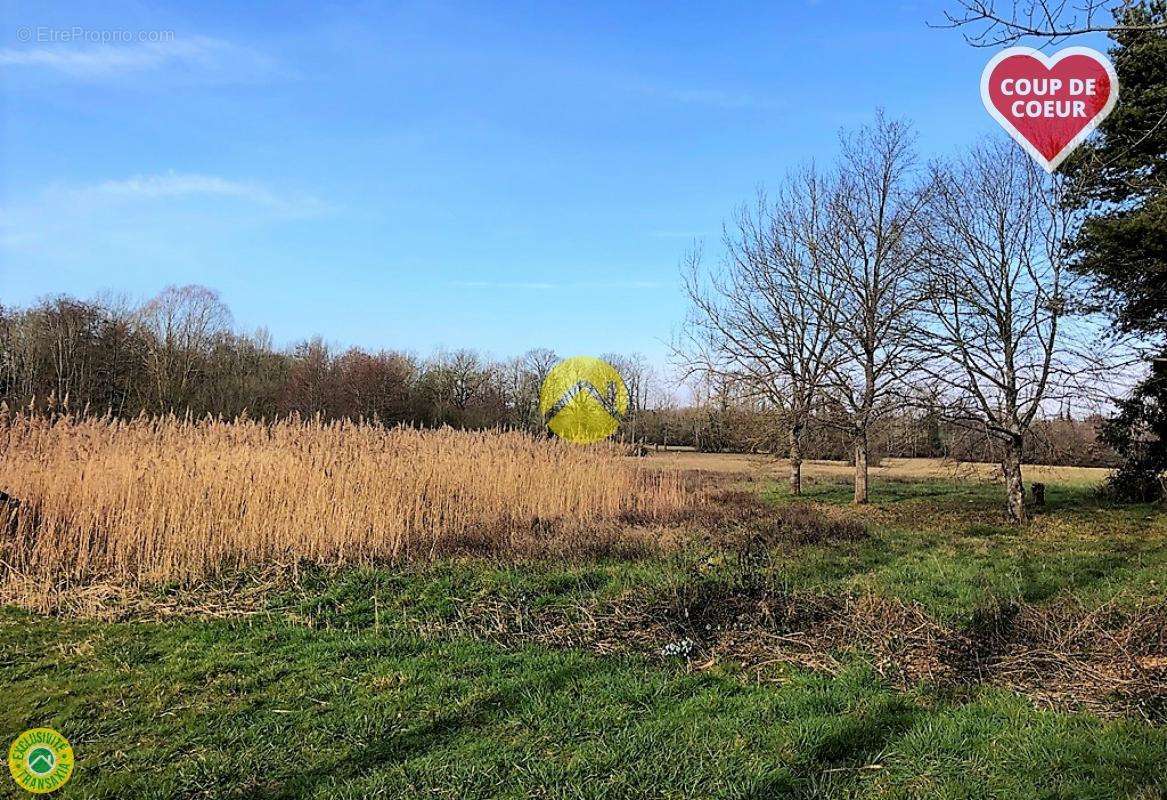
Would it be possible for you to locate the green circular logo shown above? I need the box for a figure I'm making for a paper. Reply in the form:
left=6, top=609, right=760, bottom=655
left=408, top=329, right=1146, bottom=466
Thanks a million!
left=27, top=747, right=55, bottom=775
left=8, top=728, right=74, bottom=794
left=539, top=356, right=628, bottom=444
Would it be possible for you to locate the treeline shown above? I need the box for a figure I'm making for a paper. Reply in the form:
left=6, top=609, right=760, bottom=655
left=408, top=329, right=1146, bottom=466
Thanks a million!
left=0, top=286, right=655, bottom=433
left=635, top=406, right=1113, bottom=467
left=0, top=286, right=1114, bottom=467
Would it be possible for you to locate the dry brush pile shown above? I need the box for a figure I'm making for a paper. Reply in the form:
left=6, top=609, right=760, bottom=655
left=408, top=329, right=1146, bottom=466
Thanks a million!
left=432, top=577, right=1167, bottom=720
left=0, top=413, right=690, bottom=601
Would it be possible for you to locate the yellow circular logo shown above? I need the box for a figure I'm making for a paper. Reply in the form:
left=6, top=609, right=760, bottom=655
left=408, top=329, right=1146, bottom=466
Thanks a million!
left=8, top=728, right=73, bottom=794
left=539, top=356, right=628, bottom=444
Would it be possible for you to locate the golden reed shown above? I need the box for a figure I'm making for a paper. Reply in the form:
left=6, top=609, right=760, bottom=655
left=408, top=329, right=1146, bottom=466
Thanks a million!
left=0, top=413, right=689, bottom=592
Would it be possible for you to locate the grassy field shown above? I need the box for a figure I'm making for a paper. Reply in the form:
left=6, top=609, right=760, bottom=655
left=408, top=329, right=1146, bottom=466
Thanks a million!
left=641, top=450, right=1111, bottom=485
left=2, top=445, right=1165, bottom=798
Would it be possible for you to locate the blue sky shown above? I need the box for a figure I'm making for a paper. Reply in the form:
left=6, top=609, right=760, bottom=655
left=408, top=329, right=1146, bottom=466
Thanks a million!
left=0, top=1, right=1100, bottom=368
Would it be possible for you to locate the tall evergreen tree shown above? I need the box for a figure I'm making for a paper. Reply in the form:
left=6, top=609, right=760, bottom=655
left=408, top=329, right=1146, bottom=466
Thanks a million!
left=1063, top=1, right=1167, bottom=496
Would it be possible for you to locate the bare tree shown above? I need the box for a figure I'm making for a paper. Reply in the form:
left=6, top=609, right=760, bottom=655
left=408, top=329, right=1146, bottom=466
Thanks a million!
left=137, top=285, right=233, bottom=413
left=282, top=337, right=334, bottom=416
left=602, top=352, right=655, bottom=444
left=678, top=171, right=842, bottom=495
left=820, top=113, right=929, bottom=504
left=936, top=0, right=1165, bottom=47
left=918, top=139, right=1105, bottom=522
left=333, top=348, right=417, bottom=422
left=505, top=348, right=558, bottom=431
left=0, top=296, right=149, bottom=414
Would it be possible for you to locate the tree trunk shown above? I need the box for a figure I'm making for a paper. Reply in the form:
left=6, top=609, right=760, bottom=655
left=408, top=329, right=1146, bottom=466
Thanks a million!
left=1002, top=434, right=1026, bottom=524
left=788, top=425, right=803, bottom=496
left=853, top=432, right=869, bottom=504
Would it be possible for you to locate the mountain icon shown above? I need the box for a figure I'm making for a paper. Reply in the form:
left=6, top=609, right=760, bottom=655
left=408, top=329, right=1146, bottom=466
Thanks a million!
left=539, top=357, right=628, bottom=444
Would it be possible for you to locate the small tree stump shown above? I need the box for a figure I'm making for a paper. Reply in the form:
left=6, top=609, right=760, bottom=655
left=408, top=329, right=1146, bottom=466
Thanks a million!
left=1030, top=482, right=1046, bottom=508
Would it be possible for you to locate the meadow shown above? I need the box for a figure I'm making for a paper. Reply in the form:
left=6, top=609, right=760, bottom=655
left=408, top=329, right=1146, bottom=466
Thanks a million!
left=1, top=421, right=1165, bottom=799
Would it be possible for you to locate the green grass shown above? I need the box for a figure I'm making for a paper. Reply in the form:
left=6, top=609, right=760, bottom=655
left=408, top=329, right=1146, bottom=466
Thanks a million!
left=762, top=478, right=1167, bottom=621
left=2, top=475, right=1165, bottom=799
left=2, top=609, right=1165, bottom=799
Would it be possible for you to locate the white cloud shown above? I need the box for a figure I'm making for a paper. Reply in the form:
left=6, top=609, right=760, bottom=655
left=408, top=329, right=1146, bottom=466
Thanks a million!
left=0, top=172, right=328, bottom=260
left=49, top=172, right=326, bottom=216
left=0, top=35, right=273, bottom=78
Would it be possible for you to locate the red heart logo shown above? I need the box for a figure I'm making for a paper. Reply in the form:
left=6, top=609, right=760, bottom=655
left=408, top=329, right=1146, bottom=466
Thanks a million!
left=981, top=47, right=1118, bottom=172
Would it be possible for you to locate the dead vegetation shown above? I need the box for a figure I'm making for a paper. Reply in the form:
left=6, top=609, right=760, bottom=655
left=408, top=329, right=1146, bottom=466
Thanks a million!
left=0, top=413, right=691, bottom=602
left=402, top=486, right=1167, bottom=720
left=696, top=489, right=869, bottom=546
left=429, top=580, right=1167, bottom=721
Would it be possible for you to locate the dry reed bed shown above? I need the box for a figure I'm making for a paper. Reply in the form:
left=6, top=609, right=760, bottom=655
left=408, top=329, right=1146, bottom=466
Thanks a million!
left=0, top=414, right=690, bottom=593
